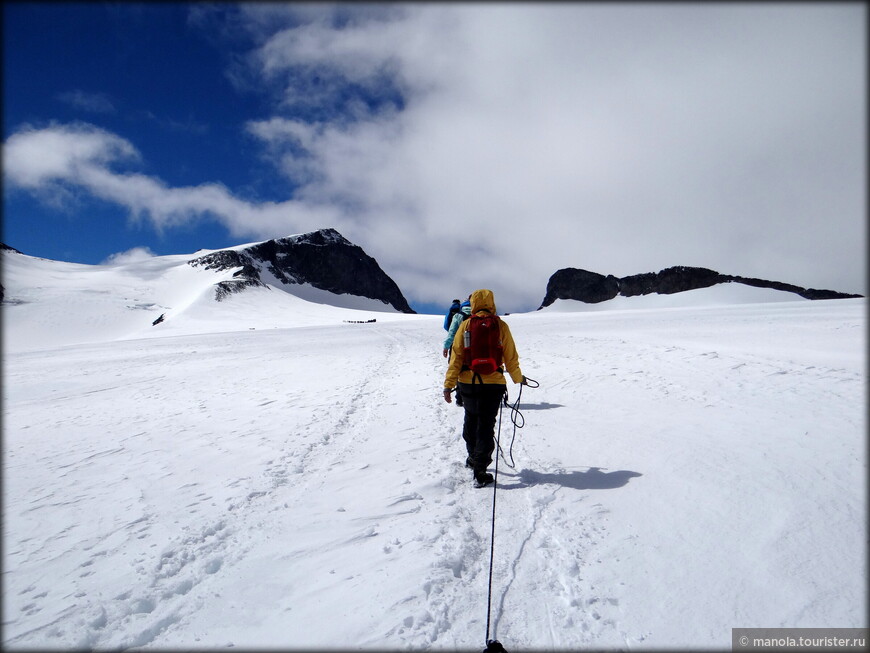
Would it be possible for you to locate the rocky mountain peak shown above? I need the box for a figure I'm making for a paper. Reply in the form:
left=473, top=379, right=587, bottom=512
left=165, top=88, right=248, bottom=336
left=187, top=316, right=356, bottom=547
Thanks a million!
left=188, top=229, right=415, bottom=313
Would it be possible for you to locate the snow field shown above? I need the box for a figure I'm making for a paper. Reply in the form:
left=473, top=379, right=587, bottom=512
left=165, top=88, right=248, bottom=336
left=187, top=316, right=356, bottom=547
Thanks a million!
left=1, top=250, right=416, bottom=354
left=2, top=298, right=866, bottom=649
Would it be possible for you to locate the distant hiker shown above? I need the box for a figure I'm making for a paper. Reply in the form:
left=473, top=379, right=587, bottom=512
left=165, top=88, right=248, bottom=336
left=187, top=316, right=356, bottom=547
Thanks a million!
left=442, top=295, right=472, bottom=408
left=443, top=298, right=462, bottom=331
left=442, top=295, right=472, bottom=358
left=442, top=289, right=526, bottom=487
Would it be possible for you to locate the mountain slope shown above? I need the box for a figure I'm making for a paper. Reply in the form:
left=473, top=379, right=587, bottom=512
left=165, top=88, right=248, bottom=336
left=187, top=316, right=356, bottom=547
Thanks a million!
left=1, top=229, right=416, bottom=353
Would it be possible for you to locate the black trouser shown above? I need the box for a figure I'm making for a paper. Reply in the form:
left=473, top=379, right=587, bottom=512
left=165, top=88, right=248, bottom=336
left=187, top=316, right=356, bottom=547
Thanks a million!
left=458, top=382, right=506, bottom=474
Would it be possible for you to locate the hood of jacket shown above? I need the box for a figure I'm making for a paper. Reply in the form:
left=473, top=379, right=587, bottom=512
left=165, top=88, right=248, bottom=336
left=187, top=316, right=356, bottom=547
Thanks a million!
left=470, top=289, right=497, bottom=315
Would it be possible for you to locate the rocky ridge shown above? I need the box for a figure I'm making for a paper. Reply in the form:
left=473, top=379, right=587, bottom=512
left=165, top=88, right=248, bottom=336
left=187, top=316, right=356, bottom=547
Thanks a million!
left=188, top=228, right=415, bottom=313
left=539, top=266, right=863, bottom=308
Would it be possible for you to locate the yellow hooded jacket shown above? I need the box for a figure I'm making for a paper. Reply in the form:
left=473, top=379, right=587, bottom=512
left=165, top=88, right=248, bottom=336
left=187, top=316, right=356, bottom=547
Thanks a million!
left=443, top=289, right=524, bottom=389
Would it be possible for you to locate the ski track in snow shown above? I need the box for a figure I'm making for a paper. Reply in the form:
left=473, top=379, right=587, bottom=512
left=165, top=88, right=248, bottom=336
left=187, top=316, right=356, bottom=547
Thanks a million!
left=2, top=301, right=866, bottom=649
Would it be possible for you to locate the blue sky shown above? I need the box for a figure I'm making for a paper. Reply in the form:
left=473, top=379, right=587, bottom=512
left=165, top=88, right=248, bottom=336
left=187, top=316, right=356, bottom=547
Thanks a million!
left=3, top=3, right=866, bottom=313
left=3, top=4, right=278, bottom=263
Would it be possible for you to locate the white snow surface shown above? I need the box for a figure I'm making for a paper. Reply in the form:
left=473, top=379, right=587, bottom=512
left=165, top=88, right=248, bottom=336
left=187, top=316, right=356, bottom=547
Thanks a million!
left=2, top=248, right=866, bottom=650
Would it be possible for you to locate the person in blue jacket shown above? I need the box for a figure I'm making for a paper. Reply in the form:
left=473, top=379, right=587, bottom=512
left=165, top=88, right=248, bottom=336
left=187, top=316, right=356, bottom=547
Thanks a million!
left=442, top=296, right=471, bottom=359
left=442, top=295, right=471, bottom=407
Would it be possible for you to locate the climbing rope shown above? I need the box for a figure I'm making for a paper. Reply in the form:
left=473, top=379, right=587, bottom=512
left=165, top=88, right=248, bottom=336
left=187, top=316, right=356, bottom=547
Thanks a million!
left=484, top=397, right=505, bottom=650
left=497, top=376, right=539, bottom=469
left=482, top=377, right=538, bottom=653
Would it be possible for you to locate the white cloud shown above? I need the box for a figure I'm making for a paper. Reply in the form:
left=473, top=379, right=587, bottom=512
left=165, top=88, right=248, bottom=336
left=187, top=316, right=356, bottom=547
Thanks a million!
left=2, top=122, right=139, bottom=189
left=102, top=246, right=156, bottom=265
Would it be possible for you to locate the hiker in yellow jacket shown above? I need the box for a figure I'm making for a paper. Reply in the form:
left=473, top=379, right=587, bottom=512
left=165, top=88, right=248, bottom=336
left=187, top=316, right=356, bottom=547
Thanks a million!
left=443, top=289, right=526, bottom=487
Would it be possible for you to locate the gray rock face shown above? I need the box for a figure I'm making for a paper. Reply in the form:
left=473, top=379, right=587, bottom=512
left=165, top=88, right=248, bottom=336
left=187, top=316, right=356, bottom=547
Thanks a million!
left=540, top=269, right=621, bottom=304
left=188, top=228, right=415, bottom=313
left=539, top=265, right=862, bottom=308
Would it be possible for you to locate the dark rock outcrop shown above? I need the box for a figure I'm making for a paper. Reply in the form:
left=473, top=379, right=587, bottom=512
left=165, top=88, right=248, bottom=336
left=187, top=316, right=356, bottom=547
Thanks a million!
left=189, top=228, right=415, bottom=313
left=539, top=265, right=862, bottom=308
left=541, top=269, right=621, bottom=304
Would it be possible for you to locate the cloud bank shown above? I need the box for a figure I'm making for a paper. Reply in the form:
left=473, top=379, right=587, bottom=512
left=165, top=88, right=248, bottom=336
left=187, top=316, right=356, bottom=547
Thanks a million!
left=102, top=246, right=157, bottom=265
left=5, top=4, right=865, bottom=311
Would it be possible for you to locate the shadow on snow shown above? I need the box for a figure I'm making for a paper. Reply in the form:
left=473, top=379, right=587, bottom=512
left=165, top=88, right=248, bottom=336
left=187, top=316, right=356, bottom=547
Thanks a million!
left=497, top=466, right=642, bottom=490
left=513, top=401, right=565, bottom=410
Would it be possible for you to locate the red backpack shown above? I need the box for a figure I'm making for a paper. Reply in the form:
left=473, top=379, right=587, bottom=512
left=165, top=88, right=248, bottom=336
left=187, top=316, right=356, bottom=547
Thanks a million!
left=462, top=314, right=504, bottom=376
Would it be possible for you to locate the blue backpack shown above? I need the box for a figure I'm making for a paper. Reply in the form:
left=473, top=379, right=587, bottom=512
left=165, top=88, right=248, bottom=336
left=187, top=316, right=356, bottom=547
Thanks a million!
left=443, top=300, right=462, bottom=331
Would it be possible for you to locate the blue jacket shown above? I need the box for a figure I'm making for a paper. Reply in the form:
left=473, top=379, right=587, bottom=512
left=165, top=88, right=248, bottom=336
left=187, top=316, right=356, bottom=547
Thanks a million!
left=443, top=302, right=471, bottom=349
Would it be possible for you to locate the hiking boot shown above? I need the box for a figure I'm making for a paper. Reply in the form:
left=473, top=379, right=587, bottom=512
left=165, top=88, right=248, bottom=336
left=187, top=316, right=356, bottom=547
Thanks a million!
left=474, top=471, right=494, bottom=487
left=465, top=456, right=474, bottom=469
